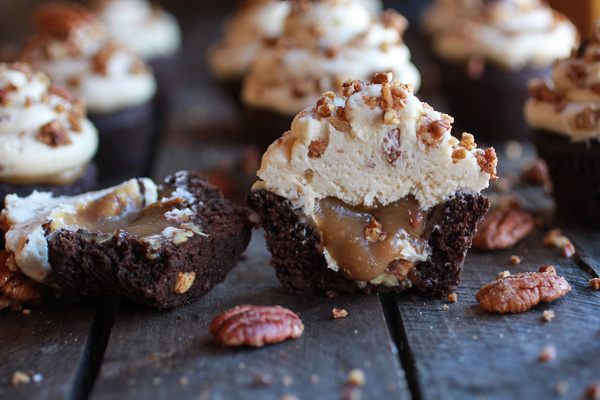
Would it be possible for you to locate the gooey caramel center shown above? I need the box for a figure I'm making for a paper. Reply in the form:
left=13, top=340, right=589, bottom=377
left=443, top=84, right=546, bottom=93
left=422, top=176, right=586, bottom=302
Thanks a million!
left=313, top=196, right=429, bottom=282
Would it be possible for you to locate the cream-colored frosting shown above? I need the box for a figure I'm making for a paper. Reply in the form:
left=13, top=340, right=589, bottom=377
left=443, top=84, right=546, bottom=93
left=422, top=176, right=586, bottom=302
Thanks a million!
left=525, top=25, right=600, bottom=142
left=422, top=0, right=578, bottom=71
left=90, top=0, right=181, bottom=61
left=242, top=0, right=420, bottom=117
left=18, top=5, right=156, bottom=114
left=2, top=178, right=158, bottom=284
left=0, top=63, right=98, bottom=185
left=209, top=0, right=292, bottom=81
left=253, top=76, right=496, bottom=216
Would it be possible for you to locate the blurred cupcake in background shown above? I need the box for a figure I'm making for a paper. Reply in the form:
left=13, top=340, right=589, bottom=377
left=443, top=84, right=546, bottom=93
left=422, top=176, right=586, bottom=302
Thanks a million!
left=241, top=0, right=420, bottom=147
left=525, top=22, right=600, bottom=226
left=0, top=63, right=98, bottom=207
left=17, top=3, right=157, bottom=183
left=422, top=0, right=578, bottom=141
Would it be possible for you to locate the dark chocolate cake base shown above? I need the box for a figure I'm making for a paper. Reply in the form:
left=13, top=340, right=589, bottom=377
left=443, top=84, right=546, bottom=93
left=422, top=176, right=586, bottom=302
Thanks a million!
left=437, top=58, right=551, bottom=141
left=532, top=129, right=600, bottom=226
left=89, top=100, right=156, bottom=184
left=247, top=189, right=489, bottom=298
left=47, top=171, right=253, bottom=309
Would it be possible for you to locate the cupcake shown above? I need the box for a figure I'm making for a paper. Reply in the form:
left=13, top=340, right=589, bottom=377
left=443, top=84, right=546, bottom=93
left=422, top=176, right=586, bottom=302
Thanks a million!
left=0, top=171, right=253, bottom=309
left=421, top=0, right=578, bottom=140
left=88, top=0, right=181, bottom=104
left=241, top=0, right=420, bottom=148
left=0, top=63, right=98, bottom=208
left=17, top=3, right=157, bottom=183
left=247, top=73, right=496, bottom=297
left=525, top=24, right=600, bottom=226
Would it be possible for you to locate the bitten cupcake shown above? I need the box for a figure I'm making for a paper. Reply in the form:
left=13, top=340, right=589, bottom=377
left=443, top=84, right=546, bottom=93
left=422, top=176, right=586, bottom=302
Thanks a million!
left=241, top=0, right=420, bottom=147
left=0, top=63, right=98, bottom=207
left=248, top=73, right=496, bottom=297
left=421, top=0, right=577, bottom=140
left=525, top=24, right=600, bottom=226
left=17, top=4, right=157, bottom=182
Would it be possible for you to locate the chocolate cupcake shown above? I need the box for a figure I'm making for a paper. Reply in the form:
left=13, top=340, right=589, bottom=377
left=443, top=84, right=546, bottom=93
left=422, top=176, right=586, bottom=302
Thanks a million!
left=248, top=73, right=496, bottom=297
left=421, top=0, right=578, bottom=140
left=17, top=4, right=157, bottom=183
left=241, top=0, right=420, bottom=148
left=1, top=171, right=253, bottom=309
left=525, top=24, right=600, bottom=226
left=0, top=63, right=98, bottom=207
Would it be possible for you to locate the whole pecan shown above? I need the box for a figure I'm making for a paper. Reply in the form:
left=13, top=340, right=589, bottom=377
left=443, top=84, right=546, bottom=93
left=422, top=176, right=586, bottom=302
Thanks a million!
left=209, top=305, right=304, bottom=347
left=472, top=207, right=535, bottom=250
left=476, top=271, right=571, bottom=313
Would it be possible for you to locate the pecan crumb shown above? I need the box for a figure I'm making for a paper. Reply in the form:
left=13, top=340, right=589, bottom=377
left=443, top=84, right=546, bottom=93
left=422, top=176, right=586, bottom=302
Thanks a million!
left=365, top=219, right=387, bottom=243
left=528, top=78, right=563, bottom=102
left=418, top=116, right=450, bottom=147
left=333, top=308, right=348, bottom=319
left=315, top=91, right=335, bottom=118
left=48, top=84, right=74, bottom=102
left=459, top=132, right=476, bottom=151
left=590, top=278, right=600, bottom=290
left=381, top=9, right=407, bottom=33
left=565, top=61, right=587, bottom=87
left=539, top=265, right=556, bottom=275
left=308, top=140, right=328, bottom=158
left=452, top=148, right=467, bottom=161
left=37, top=120, right=71, bottom=147
left=12, top=371, right=31, bottom=386
left=342, top=79, right=363, bottom=97
left=476, top=148, right=498, bottom=181
left=539, top=345, right=557, bottom=362
left=510, top=256, right=522, bottom=265
left=442, top=305, right=449, bottom=310
left=497, top=270, right=511, bottom=279
left=371, top=72, right=393, bottom=85
left=522, top=158, right=550, bottom=185
left=347, top=369, right=366, bottom=387
left=574, top=106, right=600, bottom=130
left=447, top=292, right=457, bottom=303
left=92, top=44, right=121, bottom=76
left=542, top=309, right=556, bottom=322
left=543, top=229, right=575, bottom=258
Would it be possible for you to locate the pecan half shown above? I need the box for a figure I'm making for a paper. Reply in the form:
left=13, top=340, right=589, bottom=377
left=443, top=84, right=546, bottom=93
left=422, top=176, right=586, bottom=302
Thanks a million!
left=472, top=207, right=535, bottom=250
left=476, top=271, right=571, bottom=313
left=209, top=305, right=304, bottom=347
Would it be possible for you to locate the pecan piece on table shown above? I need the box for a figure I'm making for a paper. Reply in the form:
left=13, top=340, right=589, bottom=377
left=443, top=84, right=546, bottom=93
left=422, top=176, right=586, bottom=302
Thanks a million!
left=476, top=270, right=570, bottom=313
left=209, top=305, right=304, bottom=347
left=472, top=207, right=535, bottom=250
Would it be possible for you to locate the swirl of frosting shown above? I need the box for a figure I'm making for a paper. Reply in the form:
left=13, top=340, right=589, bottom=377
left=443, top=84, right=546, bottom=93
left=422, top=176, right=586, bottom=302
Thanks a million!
left=421, top=0, right=578, bottom=70
left=253, top=73, right=497, bottom=215
left=525, top=23, right=600, bottom=142
left=17, top=4, right=156, bottom=114
left=89, top=0, right=181, bottom=61
left=0, top=63, right=98, bottom=185
left=242, top=0, right=420, bottom=117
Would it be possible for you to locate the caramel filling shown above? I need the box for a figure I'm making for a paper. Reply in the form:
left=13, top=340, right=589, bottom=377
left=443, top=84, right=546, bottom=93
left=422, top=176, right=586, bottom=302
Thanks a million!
left=313, top=196, right=429, bottom=282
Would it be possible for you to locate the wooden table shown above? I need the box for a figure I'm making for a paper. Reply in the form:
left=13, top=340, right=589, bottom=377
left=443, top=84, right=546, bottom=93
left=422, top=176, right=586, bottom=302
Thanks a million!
left=1, top=1, right=599, bottom=399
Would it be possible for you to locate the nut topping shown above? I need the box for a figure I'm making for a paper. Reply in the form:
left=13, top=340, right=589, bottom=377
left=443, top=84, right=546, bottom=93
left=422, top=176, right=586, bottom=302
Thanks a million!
left=37, top=120, right=71, bottom=147
left=173, top=272, right=195, bottom=294
left=476, top=270, right=571, bottom=313
left=332, top=308, right=348, bottom=319
left=209, top=305, right=304, bottom=347
left=308, top=140, right=328, bottom=158
left=364, top=218, right=387, bottom=243
left=472, top=207, right=535, bottom=250
left=315, top=91, right=335, bottom=118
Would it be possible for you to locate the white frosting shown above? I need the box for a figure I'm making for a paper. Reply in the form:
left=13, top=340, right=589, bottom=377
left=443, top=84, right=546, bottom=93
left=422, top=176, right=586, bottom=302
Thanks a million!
left=1, top=178, right=158, bottom=284
left=91, top=0, right=181, bottom=60
left=423, top=0, right=578, bottom=70
left=253, top=80, right=496, bottom=215
left=209, top=0, right=292, bottom=81
left=242, top=0, right=420, bottom=117
left=524, top=34, right=600, bottom=141
left=0, top=64, right=98, bottom=183
left=18, top=5, right=156, bottom=114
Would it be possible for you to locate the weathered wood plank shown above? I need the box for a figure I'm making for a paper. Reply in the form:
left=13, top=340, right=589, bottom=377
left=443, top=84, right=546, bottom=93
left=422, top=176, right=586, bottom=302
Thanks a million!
left=395, top=226, right=600, bottom=400
left=0, top=297, right=112, bottom=400
left=89, top=232, right=410, bottom=400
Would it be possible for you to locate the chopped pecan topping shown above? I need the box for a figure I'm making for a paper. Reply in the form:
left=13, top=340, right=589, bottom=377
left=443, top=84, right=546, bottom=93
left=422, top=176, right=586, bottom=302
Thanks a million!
left=383, top=108, right=400, bottom=125
left=0, top=251, right=49, bottom=311
left=48, top=85, right=74, bottom=102
left=476, top=148, right=498, bottom=180
left=37, top=120, right=71, bottom=147
left=209, top=305, right=304, bottom=347
left=528, top=78, right=563, bottom=102
left=330, top=106, right=351, bottom=132
left=291, top=79, right=312, bottom=98
left=332, top=308, right=348, bottom=319
left=574, top=106, right=600, bottom=130
left=590, top=278, right=600, bottom=290
left=32, top=4, right=95, bottom=37
left=342, top=79, right=363, bottom=97
left=382, top=128, right=401, bottom=165
left=476, top=271, right=571, bottom=313
left=307, top=140, right=327, bottom=159
left=365, top=219, right=387, bottom=243
left=315, top=91, right=335, bottom=118
left=473, top=207, right=535, bottom=250
left=381, top=9, right=407, bottom=34
left=324, top=46, right=340, bottom=58
left=452, top=148, right=467, bottom=161
left=8, top=63, right=34, bottom=77
left=371, top=72, right=393, bottom=85
left=92, top=44, right=121, bottom=76
left=565, top=61, right=587, bottom=87
left=417, top=116, right=450, bottom=147
left=459, top=132, right=476, bottom=150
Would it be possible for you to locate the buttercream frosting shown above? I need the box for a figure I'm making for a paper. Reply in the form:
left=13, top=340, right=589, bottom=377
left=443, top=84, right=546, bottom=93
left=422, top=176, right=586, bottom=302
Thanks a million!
left=0, top=63, right=98, bottom=185
left=242, top=0, right=420, bottom=117
left=422, top=0, right=578, bottom=71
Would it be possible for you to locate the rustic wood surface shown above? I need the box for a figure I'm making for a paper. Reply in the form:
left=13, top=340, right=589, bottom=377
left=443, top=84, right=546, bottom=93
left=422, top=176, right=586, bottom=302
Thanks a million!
left=1, top=1, right=599, bottom=400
